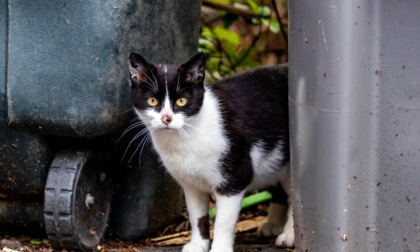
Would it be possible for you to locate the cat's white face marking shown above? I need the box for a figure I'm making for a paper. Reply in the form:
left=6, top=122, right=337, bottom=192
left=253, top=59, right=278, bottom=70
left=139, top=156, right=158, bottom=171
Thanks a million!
left=138, top=102, right=186, bottom=131
left=135, top=86, right=186, bottom=131
left=163, top=65, right=168, bottom=86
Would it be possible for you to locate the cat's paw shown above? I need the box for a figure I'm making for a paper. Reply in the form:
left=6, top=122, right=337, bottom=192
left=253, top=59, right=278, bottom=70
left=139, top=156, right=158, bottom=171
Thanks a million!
left=209, top=247, right=233, bottom=252
left=275, top=229, right=295, bottom=248
left=182, top=242, right=209, bottom=252
left=257, top=221, right=284, bottom=237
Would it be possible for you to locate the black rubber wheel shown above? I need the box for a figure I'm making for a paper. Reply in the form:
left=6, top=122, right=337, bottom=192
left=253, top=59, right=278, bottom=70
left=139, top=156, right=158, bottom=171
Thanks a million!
left=44, top=150, right=111, bottom=251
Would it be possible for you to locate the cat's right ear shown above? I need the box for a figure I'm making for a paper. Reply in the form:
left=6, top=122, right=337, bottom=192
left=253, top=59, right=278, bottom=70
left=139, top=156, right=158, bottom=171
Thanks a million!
left=129, top=53, right=151, bottom=86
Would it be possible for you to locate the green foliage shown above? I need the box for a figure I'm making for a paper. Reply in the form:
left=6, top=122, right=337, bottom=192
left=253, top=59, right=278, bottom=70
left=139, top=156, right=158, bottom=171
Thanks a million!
left=200, top=0, right=287, bottom=81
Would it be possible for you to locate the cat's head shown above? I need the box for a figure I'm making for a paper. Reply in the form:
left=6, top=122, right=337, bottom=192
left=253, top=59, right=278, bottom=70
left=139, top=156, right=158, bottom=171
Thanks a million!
left=129, top=53, right=206, bottom=131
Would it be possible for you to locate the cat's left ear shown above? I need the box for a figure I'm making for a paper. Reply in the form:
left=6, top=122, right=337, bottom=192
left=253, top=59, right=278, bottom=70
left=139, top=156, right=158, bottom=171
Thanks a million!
left=180, top=53, right=206, bottom=84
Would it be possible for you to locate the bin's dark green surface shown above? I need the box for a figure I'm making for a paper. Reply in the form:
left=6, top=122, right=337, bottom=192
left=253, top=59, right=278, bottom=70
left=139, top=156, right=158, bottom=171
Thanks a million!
left=110, top=146, right=183, bottom=240
left=289, top=0, right=420, bottom=251
left=0, top=0, right=5, bottom=115
left=7, top=0, right=200, bottom=138
left=1, top=0, right=201, bottom=239
left=1, top=0, right=52, bottom=229
left=0, top=201, right=44, bottom=231
left=0, top=0, right=53, bottom=200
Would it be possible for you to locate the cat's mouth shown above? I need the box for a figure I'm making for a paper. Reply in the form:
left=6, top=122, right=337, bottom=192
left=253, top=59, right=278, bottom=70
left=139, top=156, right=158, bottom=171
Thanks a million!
left=156, top=124, right=177, bottom=131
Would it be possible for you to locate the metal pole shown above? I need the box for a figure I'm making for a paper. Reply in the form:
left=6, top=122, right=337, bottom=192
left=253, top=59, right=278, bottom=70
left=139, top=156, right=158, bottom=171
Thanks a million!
left=289, top=1, right=420, bottom=250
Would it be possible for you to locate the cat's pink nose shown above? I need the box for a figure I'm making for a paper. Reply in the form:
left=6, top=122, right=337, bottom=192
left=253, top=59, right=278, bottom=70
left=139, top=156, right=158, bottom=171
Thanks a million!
left=161, top=114, right=173, bottom=126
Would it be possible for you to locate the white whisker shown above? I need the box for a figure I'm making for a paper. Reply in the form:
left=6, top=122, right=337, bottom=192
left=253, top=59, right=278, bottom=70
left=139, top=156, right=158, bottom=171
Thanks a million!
left=146, top=63, right=159, bottom=91
left=117, top=121, right=144, bottom=143
left=120, top=127, right=151, bottom=163
left=176, top=71, right=181, bottom=92
left=138, top=68, right=158, bottom=92
left=177, top=127, right=193, bottom=149
left=119, top=107, right=135, bottom=116
left=131, top=117, right=141, bottom=123
left=184, top=122, right=204, bottom=134
left=144, top=82, right=158, bottom=92
left=128, top=132, right=151, bottom=164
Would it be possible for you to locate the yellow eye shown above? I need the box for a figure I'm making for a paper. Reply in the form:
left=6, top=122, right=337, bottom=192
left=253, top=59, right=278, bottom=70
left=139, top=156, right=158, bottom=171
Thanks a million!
left=147, top=97, right=159, bottom=107
left=176, top=98, right=188, bottom=107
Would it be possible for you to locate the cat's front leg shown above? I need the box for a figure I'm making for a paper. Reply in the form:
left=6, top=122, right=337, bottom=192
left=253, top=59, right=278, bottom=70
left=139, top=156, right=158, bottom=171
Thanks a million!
left=182, top=185, right=210, bottom=252
left=210, top=191, right=245, bottom=252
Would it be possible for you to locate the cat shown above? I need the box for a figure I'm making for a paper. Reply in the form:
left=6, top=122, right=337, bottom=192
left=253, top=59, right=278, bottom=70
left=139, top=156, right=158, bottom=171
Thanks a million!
left=128, top=52, right=294, bottom=252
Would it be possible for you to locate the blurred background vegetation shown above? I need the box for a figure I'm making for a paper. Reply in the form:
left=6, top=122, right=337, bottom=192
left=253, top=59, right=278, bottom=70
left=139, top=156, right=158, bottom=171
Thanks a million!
left=199, top=0, right=288, bottom=81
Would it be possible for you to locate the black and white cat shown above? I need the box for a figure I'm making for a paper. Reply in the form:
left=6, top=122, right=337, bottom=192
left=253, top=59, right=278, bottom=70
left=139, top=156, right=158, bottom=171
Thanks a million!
left=128, top=52, right=293, bottom=252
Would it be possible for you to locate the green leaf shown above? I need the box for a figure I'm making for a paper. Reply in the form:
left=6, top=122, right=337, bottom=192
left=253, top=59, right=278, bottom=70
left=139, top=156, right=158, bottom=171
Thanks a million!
left=198, top=38, right=215, bottom=51
left=213, top=27, right=241, bottom=46
left=246, top=0, right=271, bottom=17
left=30, top=239, right=42, bottom=245
left=233, top=3, right=251, bottom=11
left=251, top=17, right=261, bottom=25
left=201, top=27, right=216, bottom=40
left=262, top=18, right=280, bottom=33
left=220, top=65, right=232, bottom=74
left=246, top=0, right=259, bottom=14
left=210, top=0, right=231, bottom=4
left=236, top=48, right=259, bottom=69
left=258, top=6, right=271, bottom=17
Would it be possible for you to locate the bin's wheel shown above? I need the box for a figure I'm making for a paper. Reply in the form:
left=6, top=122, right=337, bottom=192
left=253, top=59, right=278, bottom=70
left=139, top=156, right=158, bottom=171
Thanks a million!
left=44, top=150, right=111, bottom=251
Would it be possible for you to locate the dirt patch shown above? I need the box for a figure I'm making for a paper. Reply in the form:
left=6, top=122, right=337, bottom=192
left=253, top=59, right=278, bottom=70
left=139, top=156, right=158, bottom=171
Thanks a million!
left=0, top=204, right=290, bottom=251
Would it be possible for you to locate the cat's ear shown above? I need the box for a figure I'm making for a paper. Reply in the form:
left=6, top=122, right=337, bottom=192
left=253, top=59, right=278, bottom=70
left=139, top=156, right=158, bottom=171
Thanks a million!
left=180, top=53, right=206, bottom=84
left=129, top=53, right=154, bottom=85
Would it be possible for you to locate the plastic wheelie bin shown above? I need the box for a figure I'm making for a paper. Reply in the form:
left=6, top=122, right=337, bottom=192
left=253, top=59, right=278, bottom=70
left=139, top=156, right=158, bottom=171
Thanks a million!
left=0, top=0, right=201, bottom=251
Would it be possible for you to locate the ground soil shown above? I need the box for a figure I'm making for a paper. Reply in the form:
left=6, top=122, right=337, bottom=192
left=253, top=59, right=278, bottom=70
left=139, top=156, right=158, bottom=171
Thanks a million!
left=0, top=204, right=291, bottom=252
left=0, top=234, right=284, bottom=252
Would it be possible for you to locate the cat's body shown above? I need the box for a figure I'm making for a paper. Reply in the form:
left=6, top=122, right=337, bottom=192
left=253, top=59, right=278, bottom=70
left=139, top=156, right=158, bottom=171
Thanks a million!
left=129, top=53, right=294, bottom=252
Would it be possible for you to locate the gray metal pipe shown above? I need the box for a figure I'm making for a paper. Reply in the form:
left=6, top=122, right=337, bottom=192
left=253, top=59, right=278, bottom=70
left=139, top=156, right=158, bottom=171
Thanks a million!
left=289, top=0, right=420, bottom=251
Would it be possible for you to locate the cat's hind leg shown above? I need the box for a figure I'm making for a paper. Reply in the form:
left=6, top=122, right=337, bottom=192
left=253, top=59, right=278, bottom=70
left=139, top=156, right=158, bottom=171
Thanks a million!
left=182, top=185, right=210, bottom=252
left=275, top=202, right=295, bottom=247
left=257, top=184, right=288, bottom=237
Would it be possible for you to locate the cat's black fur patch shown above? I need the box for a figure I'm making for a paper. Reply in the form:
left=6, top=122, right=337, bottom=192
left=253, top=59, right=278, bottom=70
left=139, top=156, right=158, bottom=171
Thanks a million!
left=198, top=215, right=210, bottom=240
left=210, top=66, right=289, bottom=195
left=270, top=184, right=289, bottom=205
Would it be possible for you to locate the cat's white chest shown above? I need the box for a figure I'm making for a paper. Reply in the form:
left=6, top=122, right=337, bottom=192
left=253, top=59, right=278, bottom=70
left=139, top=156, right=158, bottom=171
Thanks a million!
left=150, top=91, right=228, bottom=193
